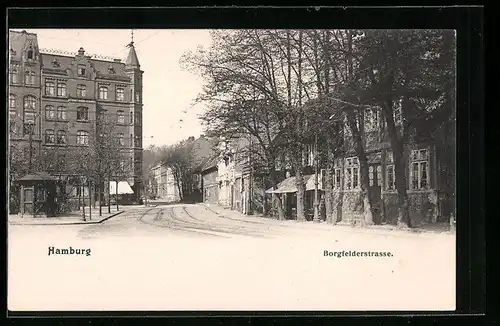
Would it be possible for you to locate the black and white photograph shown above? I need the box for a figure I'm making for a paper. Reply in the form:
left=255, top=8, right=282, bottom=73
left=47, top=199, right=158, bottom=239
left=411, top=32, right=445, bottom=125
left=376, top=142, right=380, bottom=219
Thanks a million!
left=8, top=24, right=459, bottom=312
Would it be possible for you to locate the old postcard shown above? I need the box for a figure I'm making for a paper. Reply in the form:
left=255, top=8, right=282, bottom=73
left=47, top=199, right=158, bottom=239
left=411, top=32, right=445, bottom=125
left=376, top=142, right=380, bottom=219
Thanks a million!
left=8, top=27, right=456, bottom=312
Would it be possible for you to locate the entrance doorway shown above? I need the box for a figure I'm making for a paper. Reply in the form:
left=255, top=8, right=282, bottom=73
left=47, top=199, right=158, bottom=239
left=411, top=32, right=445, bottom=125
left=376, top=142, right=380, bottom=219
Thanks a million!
left=368, top=164, right=382, bottom=223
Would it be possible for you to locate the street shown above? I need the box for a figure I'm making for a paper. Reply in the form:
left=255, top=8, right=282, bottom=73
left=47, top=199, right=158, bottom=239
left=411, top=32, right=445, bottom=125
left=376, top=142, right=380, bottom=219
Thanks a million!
left=8, top=204, right=456, bottom=311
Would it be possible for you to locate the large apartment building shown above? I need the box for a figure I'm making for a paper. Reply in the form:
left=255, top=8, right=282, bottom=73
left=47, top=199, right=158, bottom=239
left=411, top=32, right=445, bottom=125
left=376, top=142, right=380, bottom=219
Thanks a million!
left=8, top=30, right=144, bottom=201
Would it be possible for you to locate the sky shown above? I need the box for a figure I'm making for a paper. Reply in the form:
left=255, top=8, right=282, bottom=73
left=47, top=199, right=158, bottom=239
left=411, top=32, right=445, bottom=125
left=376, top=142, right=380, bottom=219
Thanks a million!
left=17, top=29, right=213, bottom=147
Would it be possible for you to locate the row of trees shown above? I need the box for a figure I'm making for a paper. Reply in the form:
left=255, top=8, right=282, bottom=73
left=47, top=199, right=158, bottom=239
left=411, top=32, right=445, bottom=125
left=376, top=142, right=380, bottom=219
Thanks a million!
left=180, top=29, right=455, bottom=227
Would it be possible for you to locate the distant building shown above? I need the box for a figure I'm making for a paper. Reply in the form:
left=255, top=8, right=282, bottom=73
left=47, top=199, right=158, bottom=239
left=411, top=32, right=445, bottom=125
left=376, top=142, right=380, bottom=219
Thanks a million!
left=150, top=163, right=180, bottom=202
left=8, top=29, right=144, bottom=209
left=214, top=137, right=263, bottom=215
left=148, top=135, right=218, bottom=203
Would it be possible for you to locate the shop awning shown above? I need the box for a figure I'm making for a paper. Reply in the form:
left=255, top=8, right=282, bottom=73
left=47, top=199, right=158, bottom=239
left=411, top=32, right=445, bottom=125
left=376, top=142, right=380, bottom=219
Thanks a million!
left=266, top=174, right=322, bottom=194
left=109, top=181, right=134, bottom=195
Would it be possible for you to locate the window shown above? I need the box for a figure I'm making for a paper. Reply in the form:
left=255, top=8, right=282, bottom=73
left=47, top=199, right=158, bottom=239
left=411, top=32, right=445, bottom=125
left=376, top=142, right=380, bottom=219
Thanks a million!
left=135, top=92, right=140, bottom=102
left=116, top=88, right=124, bottom=101
left=78, top=65, right=86, bottom=76
left=134, top=135, right=141, bottom=147
left=410, top=149, right=429, bottom=190
left=369, top=166, right=374, bottom=186
left=134, top=113, right=141, bottom=126
left=117, top=110, right=125, bottom=124
left=57, top=106, right=66, bottom=120
left=99, top=86, right=108, bottom=100
left=334, top=167, right=341, bottom=189
left=23, top=123, right=35, bottom=136
left=376, top=165, right=382, bottom=187
left=10, top=69, right=18, bottom=84
left=76, top=131, right=89, bottom=145
left=130, top=111, right=134, bottom=125
left=27, top=48, right=34, bottom=60
left=76, top=84, right=86, bottom=97
left=393, top=98, right=402, bottom=125
left=23, top=95, right=36, bottom=111
left=344, top=157, right=360, bottom=190
left=117, top=133, right=124, bottom=146
left=130, top=134, right=134, bottom=147
left=57, top=83, right=67, bottom=97
left=57, top=155, right=66, bottom=168
left=45, top=105, right=56, bottom=120
left=45, top=129, right=55, bottom=144
left=98, top=109, right=108, bottom=123
left=344, top=114, right=360, bottom=137
left=386, top=165, right=395, bottom=191
left=57, top=130, right=66, bottom=144
left=77, top=107, right=89, bottom=121
left=24, top=110, right=35, bottom=124
left=386, top=152, right=395, bottom=191
left=364, top=108, right=379, bottom=132
left=10, top=121, right=17, bottom=133
left=24, top=71, right=35, bottom=85
left=45, top=81, right=55, bottom=96
left=9, top=94, right=16, bottom=108
left=304, top=143, right=314, bottom=166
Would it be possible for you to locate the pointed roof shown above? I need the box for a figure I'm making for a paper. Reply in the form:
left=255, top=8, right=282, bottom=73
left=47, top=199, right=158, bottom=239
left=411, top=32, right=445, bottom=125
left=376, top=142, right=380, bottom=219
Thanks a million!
left=125, top=42, right=140, bottom=68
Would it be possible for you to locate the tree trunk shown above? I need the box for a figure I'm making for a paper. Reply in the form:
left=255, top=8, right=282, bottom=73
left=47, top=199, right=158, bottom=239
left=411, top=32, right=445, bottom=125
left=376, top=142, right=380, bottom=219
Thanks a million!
left=313, top=134, right=320, bottom=222
left=379, top=94, right=411, bottom=227
left=294, top=159, right=306, bottom=221
left=98, top=178, right=102, bottom=217
left=359, top=160, right=373, bottom=226
left=388, top=126, right=410, bottom=228
left=345, top=30, right=373, bottom=225
left=270, top=168, right=284, bottom=220
left=324, top=147, right=334, bottom=223
left=89, top=179, right=92, bottom=221
left=81, top=185, right=85, bottom=220
left=107, top=175, right=111, bottom=214
left=347, top=111, right=374, bottom=225
left=115, top=180, right=119, bottom=211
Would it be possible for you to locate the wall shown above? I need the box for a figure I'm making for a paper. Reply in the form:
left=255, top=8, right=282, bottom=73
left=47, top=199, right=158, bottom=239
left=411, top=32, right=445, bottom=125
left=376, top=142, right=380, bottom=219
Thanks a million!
left=202, top=169, right=218, bottom=204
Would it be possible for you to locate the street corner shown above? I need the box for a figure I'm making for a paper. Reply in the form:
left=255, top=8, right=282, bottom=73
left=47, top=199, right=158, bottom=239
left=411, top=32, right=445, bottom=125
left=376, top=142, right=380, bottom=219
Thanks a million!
left=8, top=209, right=124, bottom=226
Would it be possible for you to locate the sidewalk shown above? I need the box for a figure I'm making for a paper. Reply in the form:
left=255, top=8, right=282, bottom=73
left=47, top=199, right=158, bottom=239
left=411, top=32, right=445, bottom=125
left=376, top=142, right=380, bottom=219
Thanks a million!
left=202, top=203, right=454, bottom=236
left=8, top=206, right=123, bottom=226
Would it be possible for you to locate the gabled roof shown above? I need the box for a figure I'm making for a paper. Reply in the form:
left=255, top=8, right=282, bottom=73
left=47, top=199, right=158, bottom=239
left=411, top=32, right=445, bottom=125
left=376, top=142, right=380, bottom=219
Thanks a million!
left=198, top=155, right=219, bottom=173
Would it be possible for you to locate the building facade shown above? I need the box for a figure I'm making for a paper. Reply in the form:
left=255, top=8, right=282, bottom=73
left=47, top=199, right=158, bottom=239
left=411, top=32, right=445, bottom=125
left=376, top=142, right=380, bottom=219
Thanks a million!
left=150, top=163, right=180, bottom=202
left=327, top=105, right=455, bottom=226
left=269, top=102, right=455, bottom=226
left=9, top=30, right=144, bottom=206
